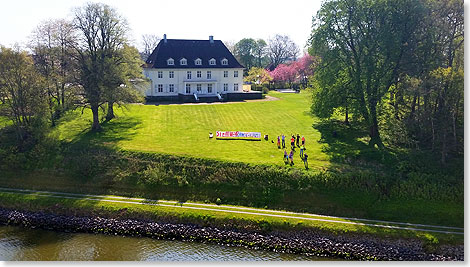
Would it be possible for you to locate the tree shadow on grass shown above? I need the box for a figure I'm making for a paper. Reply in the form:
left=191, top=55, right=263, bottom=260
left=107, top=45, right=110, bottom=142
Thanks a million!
left=59, top=116, right=143, bottom=186
left=313, top=120, right=399, bottom=171
left=68, top=116, right=142, bottom=148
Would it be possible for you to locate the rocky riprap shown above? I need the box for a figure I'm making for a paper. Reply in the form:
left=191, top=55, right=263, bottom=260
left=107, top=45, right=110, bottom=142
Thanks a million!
left=0, top=208, right=463, bottom=261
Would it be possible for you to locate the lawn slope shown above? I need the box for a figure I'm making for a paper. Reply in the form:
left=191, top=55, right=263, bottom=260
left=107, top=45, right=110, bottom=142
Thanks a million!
left=55, top=91, right=329, bottom=169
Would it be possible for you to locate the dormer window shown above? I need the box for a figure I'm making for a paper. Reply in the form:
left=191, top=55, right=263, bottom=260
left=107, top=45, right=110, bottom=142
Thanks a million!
left=195, top=58, right=202, bottom=65
left=209, top=58, right=216, bottom=65
left=167, top=58, right=174, bottom=65
left=180, top=58, right=187, bottom=65
left=221, top=58, right=228, bottom=65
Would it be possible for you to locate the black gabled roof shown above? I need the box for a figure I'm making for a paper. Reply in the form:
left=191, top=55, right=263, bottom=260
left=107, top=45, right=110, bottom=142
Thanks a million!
left=145, top=39, right=244, bottom=69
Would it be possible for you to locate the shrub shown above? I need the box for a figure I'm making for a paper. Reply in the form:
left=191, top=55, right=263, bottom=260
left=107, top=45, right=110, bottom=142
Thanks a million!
left=0, top=142, right=463, bottom=205
left=257, top=219, right=273, bottom=232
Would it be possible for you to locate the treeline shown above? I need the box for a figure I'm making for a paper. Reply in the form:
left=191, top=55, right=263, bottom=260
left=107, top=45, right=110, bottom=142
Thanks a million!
left=309, top=0, right=463, bottom=164
left=230, top=35, right=300, bottom=72
left=0, top=3, right=145, bottom=148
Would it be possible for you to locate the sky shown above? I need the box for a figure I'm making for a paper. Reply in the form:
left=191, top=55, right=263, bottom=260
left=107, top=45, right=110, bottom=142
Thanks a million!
left=0, top=0, right=322, bottom=52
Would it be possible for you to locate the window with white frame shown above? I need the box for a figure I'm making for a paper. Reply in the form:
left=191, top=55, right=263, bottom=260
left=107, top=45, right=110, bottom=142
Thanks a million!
left=187, top=71, right=191, bottom=79
left=234, top=70, right=238, bottom=77
left=158, top=71, right=163, bottom=78
left=223, top=83, right=228, bottom=91
left=185, top=84, right=191, bottom=94
left=169, top=84, right=174, bottom=92
left=221, top=58, right=228, bottom=65
left=195, top=58, right=202, bottom=65
left=234, top=83, right=239, bottom=91
left=169, top=71, right=174, bottom=78
left=223, top=71, right=228, bottom=78
left=197, top=71, right=201, bottom=78
left=207, top=71, right=212, bottom=79
left=180, top=58, right=187, bottom=65
left=208, top=84, right=213, bottom=93
left=197, top=84, right=202, bottom=92
left=158, top=84, right=163, bottom=93
left=209, top=58, right=216, bottom=65
left=167, top=58, right=174, bottom=65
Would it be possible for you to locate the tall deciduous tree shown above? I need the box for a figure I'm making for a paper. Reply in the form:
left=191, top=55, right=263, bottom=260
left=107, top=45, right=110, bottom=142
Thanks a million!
left=311, top=50, right=354, bottom=124
left=29, top=19, right=78, bottom=126
left=394, top=0, right=464, bottom=163
left=73, top=2, right=140, bottom=131
left=310, top=0, right=423, bottom=147
left=104, top=44, right=145, bottom=120
left=253, top=39, right=268, bottom=68
left=234, top=38, right=257, bottom=70
left=140, top=34, right=160, bottom=61
left=267, top=34, right=299, bottom=69
left=0, top=47, right=47, bottom=144
left=223, top=40, right=236, bottom=55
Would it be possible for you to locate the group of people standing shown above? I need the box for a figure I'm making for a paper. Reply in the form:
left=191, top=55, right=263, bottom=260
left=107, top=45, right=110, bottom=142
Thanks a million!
left=277, top=134, right=308, bottom=169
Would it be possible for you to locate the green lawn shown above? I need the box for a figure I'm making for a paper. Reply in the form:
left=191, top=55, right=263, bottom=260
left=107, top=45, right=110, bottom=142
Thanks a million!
left=55, top=91, right=330, bottom=169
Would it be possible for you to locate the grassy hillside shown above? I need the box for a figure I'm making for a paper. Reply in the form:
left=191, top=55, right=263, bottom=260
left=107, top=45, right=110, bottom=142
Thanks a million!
left=54, top=91, right=329, bottom=169
left=0, top=90, right=463, bottom=235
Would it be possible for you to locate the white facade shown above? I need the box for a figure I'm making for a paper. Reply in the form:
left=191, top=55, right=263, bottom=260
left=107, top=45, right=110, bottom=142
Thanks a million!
left=143, top=68, right=244, bottom=97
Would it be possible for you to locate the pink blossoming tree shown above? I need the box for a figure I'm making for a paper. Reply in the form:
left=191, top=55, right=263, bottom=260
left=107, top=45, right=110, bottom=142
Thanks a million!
left=269, top=54, right=316, bottom=85
left=294, top=54, right=315, bottom=80
left=269, top=63, right=297, bottom=83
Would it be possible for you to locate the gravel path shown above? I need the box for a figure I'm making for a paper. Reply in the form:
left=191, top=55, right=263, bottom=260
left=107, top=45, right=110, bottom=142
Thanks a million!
left=0, top=187, right=462, bottom=235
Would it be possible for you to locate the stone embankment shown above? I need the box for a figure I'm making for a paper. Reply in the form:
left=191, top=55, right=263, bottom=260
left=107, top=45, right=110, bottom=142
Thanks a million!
left=0, top=208, right=463, bottom=261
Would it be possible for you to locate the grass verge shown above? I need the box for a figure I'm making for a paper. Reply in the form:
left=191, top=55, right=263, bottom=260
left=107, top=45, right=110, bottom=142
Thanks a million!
left=0, top=190, right=463, bottom=248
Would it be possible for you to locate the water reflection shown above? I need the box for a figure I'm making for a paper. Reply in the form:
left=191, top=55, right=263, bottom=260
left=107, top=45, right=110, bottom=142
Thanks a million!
left=0, top=226, right=323, bottom=261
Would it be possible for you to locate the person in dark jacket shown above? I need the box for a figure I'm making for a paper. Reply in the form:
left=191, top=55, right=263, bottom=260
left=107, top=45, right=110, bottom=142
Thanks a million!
left=300, top=145, right=305, bottom=158
left=303, top=153, right=308, bottom=170
left=289, top=150, right=294, bottom=166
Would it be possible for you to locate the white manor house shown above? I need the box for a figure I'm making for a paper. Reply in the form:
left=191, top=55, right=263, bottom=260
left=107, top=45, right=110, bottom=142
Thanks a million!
left=143, top=35, right=261, bottom=102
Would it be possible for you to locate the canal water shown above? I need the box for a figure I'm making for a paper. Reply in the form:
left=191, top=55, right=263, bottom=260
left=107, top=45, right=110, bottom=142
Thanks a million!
left=0, top=225, right=323, bottom=261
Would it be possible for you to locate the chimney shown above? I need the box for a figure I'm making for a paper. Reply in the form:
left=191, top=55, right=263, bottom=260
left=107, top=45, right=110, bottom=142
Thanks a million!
left=209, top=35, right=214, bottom=43
left=164, top=34, right=167, bottom=43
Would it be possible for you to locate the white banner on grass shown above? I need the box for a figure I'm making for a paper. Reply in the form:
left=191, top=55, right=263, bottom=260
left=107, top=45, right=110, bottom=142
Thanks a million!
left=216, top=131, right=261, bottom=139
